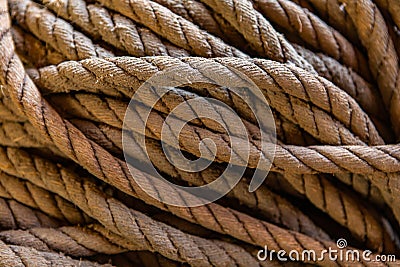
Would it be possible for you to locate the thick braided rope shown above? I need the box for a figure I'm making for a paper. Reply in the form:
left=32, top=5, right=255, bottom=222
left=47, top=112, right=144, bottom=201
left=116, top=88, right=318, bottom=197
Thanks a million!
left=0, top=120, right=66, bottom=157
left=0, top=225, right=282, bottom=267
left=1, top=6, right=304, bottom=264
left=182, top=0, right=315, bottom=71
left=19, top=27, right=388, bottom=144
left=74, top=118, right=398, bottom=252
left=91, top=0, right=248, bottom=58
left=0, top=227, right=123, bottom=257
left=294, top=45, right=388, bottom=124
left=373, top=0, right=400, bottom=30
left=41, top=92, right=400, bottom=176
left=40, top=0, right=245, bottom=56
left=4, top=1, right=400, bottom=264
left=29, top=65, right=317, bottom=146
left=72, top=115, right=385, bottom=217
left=11, top=26, right=66, bottom=68
left=0, top=198, right=62, bottom=230
left=338, top=0, right=400, bottom=137
left=38, top=0, right=189, bottom=57
left=0, top=240, right=111, bottom=267
left=43, top=89, right=400, bottom=222
left=0, top=116, right=331, bottom=252
left=0, top=148, right=300, bottom=267
left=147, top=0, right=249, bottom=49
left=291, top=0, right=359, bottom=45
left=252, top=0, right=370, bottom=79
left=72, top=118, right=331, bottom=242
left=36, top=56, right=383, bottom=145
left=9, top=0, right=114, bottom=60
left=1, top=170, right=273, bottom=266
left=0, top=92, right=25, bottom=122
left=0, top=121, right=50, bottom=148
left=0, top=172, right=91, bottom=225
left=280, top=172, right=398, bottom=253
left=61, top=106, right=395, bottom=252
left=3, top=44, right=400, bottom=253
left=44, top=92, right=366, bottom=171
left=0, top=146, right=390, bottom=266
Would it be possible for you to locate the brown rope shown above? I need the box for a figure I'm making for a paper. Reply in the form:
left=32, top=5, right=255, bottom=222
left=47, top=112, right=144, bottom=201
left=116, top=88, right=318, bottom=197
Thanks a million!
left=72, top=118, right=398, bottom=253
left=0, top=172, right=91, bottom=225
left=11, top=26, right=66, bottom=68
left=0, top=146, right=391, bottom=266
left=9, top=0, right=114, bottom=60
left=91, top=0, right=248, bottom=58
left=0, top=198, right=62, bottom=230
left=38, top=0, right=190, bottom=57
left=34, top=57, right=382, bottom=145
left=253, top=0, right=370, bottom=80
left=0, top=239, right=111, bottom=267
left=71, top=118, right=331, bottom=242
left=2, top=0, right=400, bottom=265
left=291, top=0, right=360, bottom=45
left=338, top=0, right=400, bottom=138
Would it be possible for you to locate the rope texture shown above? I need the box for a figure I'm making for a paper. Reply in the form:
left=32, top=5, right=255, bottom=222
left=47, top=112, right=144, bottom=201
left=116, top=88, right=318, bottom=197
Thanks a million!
left=1, top=0, right=400, bottom=266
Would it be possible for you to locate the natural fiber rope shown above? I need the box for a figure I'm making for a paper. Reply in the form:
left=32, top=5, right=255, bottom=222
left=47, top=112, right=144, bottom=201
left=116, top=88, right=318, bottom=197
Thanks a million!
left=337, top=0, right=400, bottom=138
left=290, top=0, right=360, bottom=45
left=38, top=0, right=190, bottom=58
left=252, top=0, right=371, bottom=80
left=0, top=198, right=62, bottom=230
left=34, top=57, right=383, bottom=145
left=2, top=0, right=400, bottom=265
left=0, top=145, right=394, bottom=266
left=0, top=172, right=91, bottom=225
left=0, top=240, right=111, bottom=266
left=69, top=117, right=397, bottom=253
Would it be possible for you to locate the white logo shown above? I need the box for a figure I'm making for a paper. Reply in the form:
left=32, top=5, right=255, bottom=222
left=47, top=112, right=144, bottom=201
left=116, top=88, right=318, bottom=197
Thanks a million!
left=122, top=59, right=276, bottom=207
left=336, top=238, right=347, bottom=249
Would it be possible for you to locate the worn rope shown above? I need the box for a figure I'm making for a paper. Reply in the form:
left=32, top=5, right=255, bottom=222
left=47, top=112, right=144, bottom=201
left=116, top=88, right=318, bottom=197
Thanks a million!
left=2, top=0, right=400, bottom=265
left=0, top=145, right=394, bottom=266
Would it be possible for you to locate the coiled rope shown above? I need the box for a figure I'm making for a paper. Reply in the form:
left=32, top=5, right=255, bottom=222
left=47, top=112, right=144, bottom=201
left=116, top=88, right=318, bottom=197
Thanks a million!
left=1, top=0, right=400, bottom=266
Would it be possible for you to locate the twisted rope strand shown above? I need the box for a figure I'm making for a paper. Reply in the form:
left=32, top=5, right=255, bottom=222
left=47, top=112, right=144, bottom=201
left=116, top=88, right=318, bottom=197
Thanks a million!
left=39, top=0, right=190, bottom=57
left=71, top=118, right=331, bottom=242
left=0, top=172, right=91, bottom=225
left=36, top=56, right=383, bottom=145
left=148, top=0, right=249, bottom=50
left=94, top=0, right=249, bottom=58
left=338, top=0, right=400, bottom=137
left=294, top=45, right=388, bottom=124
left=290, top=0, right=359, bottom=46
left=0, top=240, right=111, bottom=267
left=0, top=198, right=62, bottom=230
left=253, top=0, right=370, bottom=80
left=9, top=0, right=114, bottom=60
left=0, top=148, right=286, bottom=266
left=373, top=0, right=400, bottom=30
left=0, top=226, right=129, bottom=257
left=11, top=26, right=66, bottom=68
left=195, top=0, right=315, bottom=71
left=0, top=145, right=388, bottom=266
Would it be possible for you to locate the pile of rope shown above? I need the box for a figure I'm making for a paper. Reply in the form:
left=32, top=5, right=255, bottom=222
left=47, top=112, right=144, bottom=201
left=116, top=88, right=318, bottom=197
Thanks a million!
left=0, top=0, right=400, bottom=265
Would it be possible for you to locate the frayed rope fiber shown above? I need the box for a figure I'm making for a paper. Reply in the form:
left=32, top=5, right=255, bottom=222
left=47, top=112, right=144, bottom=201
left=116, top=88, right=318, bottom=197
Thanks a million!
left=0, top=0, right=400, bottom=266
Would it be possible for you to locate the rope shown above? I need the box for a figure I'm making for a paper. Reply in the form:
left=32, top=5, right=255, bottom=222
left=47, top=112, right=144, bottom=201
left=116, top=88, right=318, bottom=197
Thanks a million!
left=252, top=0, right=370, bottom=80
left=1, top=0, right=400, bottom=265
left=0, top=240, right=110, bottom=267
